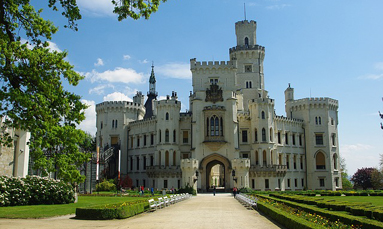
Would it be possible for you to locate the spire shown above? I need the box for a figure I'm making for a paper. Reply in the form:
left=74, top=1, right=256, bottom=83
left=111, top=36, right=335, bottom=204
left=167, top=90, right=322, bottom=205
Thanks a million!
left=149, top=62, right=156, bottom=95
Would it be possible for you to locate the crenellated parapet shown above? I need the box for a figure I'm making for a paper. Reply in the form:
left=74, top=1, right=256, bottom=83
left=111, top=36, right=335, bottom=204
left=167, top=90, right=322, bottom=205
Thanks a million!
left=274, top=115, right=303, bottom=124
left=190, top=58, right=237, bottom=73
left=96, top=101, right=145, bottom=114
left=229, top=45, right=265, bottom=54
left=288, top=97, right=338, bottom=111
left=129, top=116, right=157, bottom=128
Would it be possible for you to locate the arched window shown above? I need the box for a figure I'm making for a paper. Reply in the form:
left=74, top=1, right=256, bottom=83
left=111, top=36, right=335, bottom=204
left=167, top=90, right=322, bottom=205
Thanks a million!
left=262, top=128, right=266, bottom=142
left=173, top=130, right=176, bottom=143
left=255, top=151, right=259, bottom=165
left=173, top=151, right=176, bottom=166
left=316, top=152, right=326, bottom=170
left=254, top=128, right=258, bottom=142
left=115, top=120, right=117, bottom=128
left=293, top=155, right=297, bottom=169
left=262, top=150, right=267, bottom=166
left=249, top=81, right=252, bottom=88
left=333, top=154, right=338, bottom=170
left=269, top=128, right=273, bottom=142
left=261, top=111, right=265, bottom=119
left=270, top=151, right=273, bottom=165
left=210, top=115, right=220, bottom=136
left=166, top=112, right=169, bottom=120
left=158, top=151, right=162, bottom=166
left=318, top=117, right=322, bottom=125
left=112, top=120, right=114, bottom=128
left=246, top=81, right=249, bottom=88
left=245, top=37, right=249, bottom=47
left=279, top=154, right=282, bottom=165
left=165, top=151, right=169, bottom=166
left=165, top=129, right=169, bottom=142
left=159, top=129, right=162, bottom=143
left=206, top=118, right=209, bottom=136
left=220, top=117, right=223, bottom=136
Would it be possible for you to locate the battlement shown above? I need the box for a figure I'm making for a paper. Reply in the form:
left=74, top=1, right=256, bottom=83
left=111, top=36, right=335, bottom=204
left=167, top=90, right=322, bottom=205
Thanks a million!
left=274, top=115, right=303, bottom=124
left=289, top=97, right=338, bottom=107
left=96, top=101, right=144, bottom=112
left=129, top=116, right=157, bottom=127
left=180, top=112, right=192, bottom=117
left=235, top=20, right=257, bottom=27
left=190, top=58, right=237, bottom=70
left=229, top=45, right=265, bottom=54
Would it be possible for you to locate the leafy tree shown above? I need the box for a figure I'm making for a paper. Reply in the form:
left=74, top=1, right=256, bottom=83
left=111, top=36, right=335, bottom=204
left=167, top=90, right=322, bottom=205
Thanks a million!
left=351, top=167, right=378, bottom=190
left=371, top=169, right=383, bottom=190
left=0, top=0, right=166, bottom=183
left=339, top=157, right=353, bottom=190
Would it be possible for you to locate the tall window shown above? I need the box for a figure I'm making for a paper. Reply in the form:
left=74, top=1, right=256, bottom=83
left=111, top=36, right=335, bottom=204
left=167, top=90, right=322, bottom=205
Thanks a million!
left=331, top=134, right=336, bottom=146
left=299, top=134, right=302, bottom=146
left=151, top=134, right=154, bottom=145
left=137, top=136, right=140, bottom=147
left=255, top=151, right=259, bottom=165
left=254, top=128, right=258, bottom=142
left=286, top=155, right=290, bottom=169
left=112, top=120, right=114, bottom=128
left=292, top=134, right=296, bottom=145
left=165, top=151, right=169, bottom=166
left=144, top=135, right=147, bottom=146
left=265, top=179, right=269, bottom=189
left=262, top=150, right=267, bottom=166
left=159, top=129, right=162, bottom=143
left=136, top=156, right=140, bottom=170
left=278, top=132, right=281, bottom=144
left=269, top=128, right=273, bottom=142
left=333, top=154, right=338, bottom=170
left=143, top=157, right=147, bottom=170
left=115, top=120, right=117, bottom=128
left=262, top=128, right=266, bottom=142
left=315, top=133, right=324, bottom=145
left=166, top=112, right=169, bottom=120
left=293, top=155, right=297, bottom=169
left=165, top=130, right=169, bottom=142
left=173, top=152, right=176, bottom=166
left=319, top=178, right=325, bottom=187
left=285, top=132, right=289, bottom=145
left=183, top=131, right=188, bottom=143
left=245, top=37, right=249, bottom=47
left=316, top=152, right=326, bottom=170
left=173, top=130, right=176, bottom=143
left=209, top=115, right=222, bottom=136
left=261, top=111, right=265, bottom=119
left=242, top=130, right=248, bottom=143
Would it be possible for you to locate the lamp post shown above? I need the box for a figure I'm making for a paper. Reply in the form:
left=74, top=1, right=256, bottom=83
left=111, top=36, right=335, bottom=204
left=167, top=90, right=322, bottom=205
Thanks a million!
left=232, top=170, right=237, bottom=183
left=194, top=170, right=199, bottom=183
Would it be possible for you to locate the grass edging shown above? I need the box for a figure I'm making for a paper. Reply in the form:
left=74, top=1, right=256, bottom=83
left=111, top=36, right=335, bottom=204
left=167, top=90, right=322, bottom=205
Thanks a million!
left=75, top=200, right=149, bottom=220
left=258, top=194, right=383, bottom=229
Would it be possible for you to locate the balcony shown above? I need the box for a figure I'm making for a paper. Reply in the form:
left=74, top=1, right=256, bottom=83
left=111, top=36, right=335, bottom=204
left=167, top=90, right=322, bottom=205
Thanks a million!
left=250, top=164, right=287, bottom=176
left=146, top=165, right=181, bottom=178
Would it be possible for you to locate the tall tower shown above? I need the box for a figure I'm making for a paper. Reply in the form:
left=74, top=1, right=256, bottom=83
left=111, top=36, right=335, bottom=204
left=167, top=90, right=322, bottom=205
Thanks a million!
left=144, top=64, right=158, bottom=119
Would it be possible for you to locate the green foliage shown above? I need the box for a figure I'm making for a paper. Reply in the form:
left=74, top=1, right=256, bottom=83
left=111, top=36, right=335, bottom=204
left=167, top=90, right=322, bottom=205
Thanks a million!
left=239, top=187, right=253, bottom=193
left=351, top=167, right=380, bottom=190
left=96, top=179, right=116, bottom=192
left=178, top=184, right=196, bottom=195
left=0, top=175, right=75, bottom=206
left=112, top=0, right=168, bottom=21
left=342, top=172, right=353, bottom=190
left=75, top=201, right=147, bottom=220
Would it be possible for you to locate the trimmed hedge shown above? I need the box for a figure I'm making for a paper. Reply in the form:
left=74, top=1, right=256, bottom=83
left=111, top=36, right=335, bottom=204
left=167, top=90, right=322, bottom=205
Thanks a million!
left=258, top=194, right=383, bottom=229
left=76, top=200, right=148, bottom=220
left=257, top=200, right=326, bottom=229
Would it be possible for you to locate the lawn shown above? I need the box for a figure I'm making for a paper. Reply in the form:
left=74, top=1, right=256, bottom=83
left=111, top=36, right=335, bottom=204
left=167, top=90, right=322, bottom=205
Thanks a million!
left=0, top=196, right=147, bottom=219
left=314, top=196, right=383, bottom=207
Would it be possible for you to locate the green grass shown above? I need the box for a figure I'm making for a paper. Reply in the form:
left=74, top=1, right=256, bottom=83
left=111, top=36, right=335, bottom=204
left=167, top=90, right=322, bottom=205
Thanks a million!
left=313, top=196, right=383, bottom=207
left=0, top=196, right=147, bottom=219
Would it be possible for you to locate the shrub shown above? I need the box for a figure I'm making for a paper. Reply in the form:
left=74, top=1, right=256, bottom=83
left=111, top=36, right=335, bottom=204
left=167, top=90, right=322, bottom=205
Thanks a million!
left=0, top=175, right=75, bottom=207
left=96, top=179, right=116, bottom=192
left=76, top=201, right=147, bottom=220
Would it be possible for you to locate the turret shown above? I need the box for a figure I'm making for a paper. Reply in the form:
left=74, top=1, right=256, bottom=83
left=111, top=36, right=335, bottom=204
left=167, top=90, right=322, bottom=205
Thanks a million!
left=235, top=20, right=257, bottom=47
left=133, top=91, right=145, bottom=105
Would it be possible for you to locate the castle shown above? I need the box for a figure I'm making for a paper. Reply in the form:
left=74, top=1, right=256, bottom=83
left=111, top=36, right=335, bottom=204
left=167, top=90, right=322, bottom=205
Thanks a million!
left=95, top=20, right=341, bottom=192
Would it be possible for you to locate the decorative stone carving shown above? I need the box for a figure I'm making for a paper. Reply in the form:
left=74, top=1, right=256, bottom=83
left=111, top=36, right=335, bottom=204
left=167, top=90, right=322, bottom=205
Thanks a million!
left=205, top=84, right=223, bottom=103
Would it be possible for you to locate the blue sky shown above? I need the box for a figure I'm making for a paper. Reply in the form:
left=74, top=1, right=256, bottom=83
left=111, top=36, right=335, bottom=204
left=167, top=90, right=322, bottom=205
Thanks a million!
left=32, top=0, right=383, bottom=176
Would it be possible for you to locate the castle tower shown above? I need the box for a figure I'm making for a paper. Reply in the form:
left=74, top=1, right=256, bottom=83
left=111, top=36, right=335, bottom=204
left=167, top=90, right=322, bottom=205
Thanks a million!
left=144, top=64, right=158, bottom=119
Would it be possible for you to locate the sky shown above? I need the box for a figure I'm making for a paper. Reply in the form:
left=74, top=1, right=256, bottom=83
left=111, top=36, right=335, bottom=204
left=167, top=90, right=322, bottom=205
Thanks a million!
left=31, top=0, right=383, bottom=177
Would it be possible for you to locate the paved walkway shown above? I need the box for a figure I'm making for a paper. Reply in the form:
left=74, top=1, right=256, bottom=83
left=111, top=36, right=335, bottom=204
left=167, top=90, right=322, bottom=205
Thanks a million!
left=0, top=193, right=283, bottom=229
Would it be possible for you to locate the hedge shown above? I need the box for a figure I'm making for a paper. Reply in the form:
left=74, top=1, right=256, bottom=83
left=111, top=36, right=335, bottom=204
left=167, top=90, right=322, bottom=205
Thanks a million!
left=257, top=194, right=383, bottom=229
left=76, top=200, right=149, bottom=220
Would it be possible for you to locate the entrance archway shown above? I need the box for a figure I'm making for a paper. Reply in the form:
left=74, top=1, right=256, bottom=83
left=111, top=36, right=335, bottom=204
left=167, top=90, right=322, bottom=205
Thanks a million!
left=199, top=153, right=231, bottom=192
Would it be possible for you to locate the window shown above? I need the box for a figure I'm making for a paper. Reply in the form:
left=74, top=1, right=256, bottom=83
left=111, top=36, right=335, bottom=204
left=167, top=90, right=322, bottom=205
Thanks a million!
left=150, top=155, right=154, bottom=166
left=252, top=179, right=255, bottom=189
left=130, top=157, right=133, bottom=171
left=245, top=37, right=249, bottom=47
left=279, top=154, right=282, bottom=165
left=144, top=135, right=147, bottom=146
left=165, top=151, right=169, bottom=166
left=319, top=117, right=322, bottom=125
left=333, top=154, right=338, bottom=170
left=315, top=117, right=318, bottom=125
left=136, top=156, right=140, bottom=170
left=262, top=128, right=266, bottom=142
left=165, top=129, right=169, bottom=142
left=315, top=133, right=324, bottom=145
left=112, top=120, right=114, bottom=128
left=294, top=179, right=297, bottom=187
left=316, top=116, right=322, bottom=125
left=151, top=134, right=154, bottom=145
left=173, top=152, right=176, bottom=166
left=164, top=180, right=168, bottom=189
left=166, top=112, right=169, bottom=120
left=292, top=134, right=296, bottom=145
left=331, top=134, right=336, bottom=146
left=254, top=128, right=258, bottom=142
left=210, top=78, right=218, bottom=85
left=208, top=115, right=223, bottom=136
left=316, top=152, right=326, bottom=170
left=286, top=155, right=290, bottom=169
left=299, top=134, right=302, bottom=146
left=278, top=132, right=281, bottom=144
left=287, top=179, right=291, bottom=188
left=335, top=177, right=339, bottom=187
left=265, top=179, right=269, bottom=189
left=319, top=178, right=325, bottom=187
left=300, top=156, right=303, bottom=170
left=331, top=118, right=334, bottom=125
left=241, top=153, right=249, bottom=158
left=136, top=180, right=139, bottom=188
left=173, top=130, right=176, bottom=143
left=159, top=130, right=162, bottom=143
left=143, top=156, right=147, bottom=170
left=115, top=120, right=117, bottom=128
left=255, top=151, right=259, bottom=165
left=130, top=137, right=133, bottom=148
left=293, top=155, right=297, bottom=169
left=285, top=132, right=289, bottom=145
left=137, top=136, right=140, bottom=147
left=242, top=130, right=248, bottom=143
left=100, top=121, right=103, bottom=129
left=245, top=81, right=252, bottom=88
left=269, top=128, right=273, bottom=142
left=262, top=150, right=267, bottom=166
left=183, top=131, right=188, bottom=143
left=301, top=179, right=304, bottom=187
left=261, top=111, right=265, bottom=119
left=158, top=151, right=161, bottom=166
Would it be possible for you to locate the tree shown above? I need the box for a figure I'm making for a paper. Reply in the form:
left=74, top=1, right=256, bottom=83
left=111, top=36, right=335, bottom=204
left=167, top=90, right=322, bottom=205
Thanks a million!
left=0, top=0, right=166, bottom=183
left=351, top=167, right=380, bottom=190
left=339, top=157, right=353, bottom=190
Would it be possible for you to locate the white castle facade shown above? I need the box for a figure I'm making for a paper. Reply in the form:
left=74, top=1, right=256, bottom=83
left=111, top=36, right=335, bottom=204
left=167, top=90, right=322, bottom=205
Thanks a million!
left=95, top=20, right=341, bottom=192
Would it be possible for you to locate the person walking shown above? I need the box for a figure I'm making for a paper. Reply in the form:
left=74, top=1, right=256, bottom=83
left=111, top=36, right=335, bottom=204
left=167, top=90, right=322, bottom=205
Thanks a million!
left=233, top=187, right=237, bottom=198
left=213, top=185, right=216, bottom=196
left=151, top=187, right=154, bottom=196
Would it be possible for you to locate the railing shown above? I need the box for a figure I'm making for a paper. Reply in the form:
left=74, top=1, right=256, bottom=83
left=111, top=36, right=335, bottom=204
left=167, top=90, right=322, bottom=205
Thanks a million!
left=250, top=164, right=287, bottom=173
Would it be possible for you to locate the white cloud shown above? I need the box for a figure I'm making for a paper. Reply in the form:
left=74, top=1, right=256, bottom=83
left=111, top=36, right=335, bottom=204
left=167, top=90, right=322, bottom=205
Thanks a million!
left=156, top=62, right=191, bottom=79
left=158, top=95, right=167, bottom=100
left=77, top=0, right=115, bottom=17
left=103, top=92, right=132, bottom=102
left=123, top=55, right=131, bottom=60
left=374, top=62, right=383, bottom=71
left=139, top=59, right=149, bottom=64
left=89, top=84, right=115, bottom=95
left=340, top=143, right=380, bottom=175
left=47, top=41, right=62, bottom=52
left=84, top=67, right=146, bottom=84
left=266, top=4, right=290, bottom=10
left=358, top=74, right=383, bottom=80
left=94, top=58, right=104, bottom=67
left=78, top=100, right=96, bottom=136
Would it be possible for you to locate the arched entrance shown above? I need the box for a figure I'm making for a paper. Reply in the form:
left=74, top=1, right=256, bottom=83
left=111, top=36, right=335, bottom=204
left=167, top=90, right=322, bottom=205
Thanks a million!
left=199, top=153, right=231, bottom=192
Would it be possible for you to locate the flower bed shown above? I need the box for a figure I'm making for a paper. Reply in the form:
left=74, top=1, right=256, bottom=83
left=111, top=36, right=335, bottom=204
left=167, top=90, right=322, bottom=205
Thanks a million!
left=75, top=200, right=148, bottom=220
left=0, top=175, right=75, bottom=206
